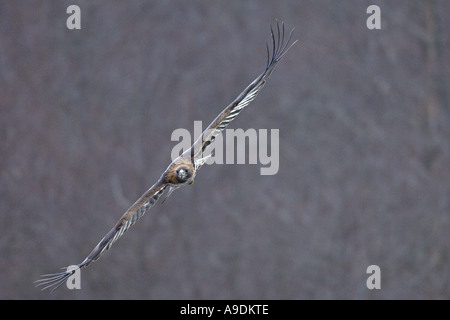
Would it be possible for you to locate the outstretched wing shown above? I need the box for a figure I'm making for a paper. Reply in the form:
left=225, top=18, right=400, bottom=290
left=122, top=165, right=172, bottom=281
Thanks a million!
left=188, top=21, right=297, bottom=162
left=35, top=180, right=167, bottom=292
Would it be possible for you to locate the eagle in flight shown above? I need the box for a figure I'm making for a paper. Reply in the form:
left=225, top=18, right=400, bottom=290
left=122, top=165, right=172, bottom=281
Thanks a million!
left=36, top=21, right=297, bottom=292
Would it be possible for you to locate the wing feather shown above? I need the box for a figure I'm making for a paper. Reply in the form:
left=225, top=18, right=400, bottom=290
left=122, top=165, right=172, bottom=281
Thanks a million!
left=35, top=180, right=167, bottom=292
left=189, top=21, right=297, bottom=161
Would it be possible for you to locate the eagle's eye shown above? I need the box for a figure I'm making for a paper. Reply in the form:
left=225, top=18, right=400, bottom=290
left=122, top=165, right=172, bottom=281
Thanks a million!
left=176, top=167, right=190, bottom=182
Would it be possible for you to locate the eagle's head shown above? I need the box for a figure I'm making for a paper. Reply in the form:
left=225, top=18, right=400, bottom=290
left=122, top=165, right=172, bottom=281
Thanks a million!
left=163, top=157, right=195, bottom=186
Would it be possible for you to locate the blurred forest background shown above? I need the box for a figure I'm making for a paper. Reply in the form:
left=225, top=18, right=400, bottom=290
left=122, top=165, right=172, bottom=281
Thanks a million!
left=0, top=0, right=449, bottom=299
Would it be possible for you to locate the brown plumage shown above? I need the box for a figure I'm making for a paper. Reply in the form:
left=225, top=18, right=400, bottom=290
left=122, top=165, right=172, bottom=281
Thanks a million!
left=163, top=157, right=195, bottom=184
left=35, top=21, right=297, bottom=292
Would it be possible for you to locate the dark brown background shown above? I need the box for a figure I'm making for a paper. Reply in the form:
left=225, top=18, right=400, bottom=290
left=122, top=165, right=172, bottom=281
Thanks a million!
left=1, top=0, right=448, bottom=299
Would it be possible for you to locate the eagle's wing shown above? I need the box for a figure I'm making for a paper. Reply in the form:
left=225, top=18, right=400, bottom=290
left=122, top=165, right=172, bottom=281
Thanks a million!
left=188, top=21, right=297, bottom=163
left=35, top=180, right=167, bottom=292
